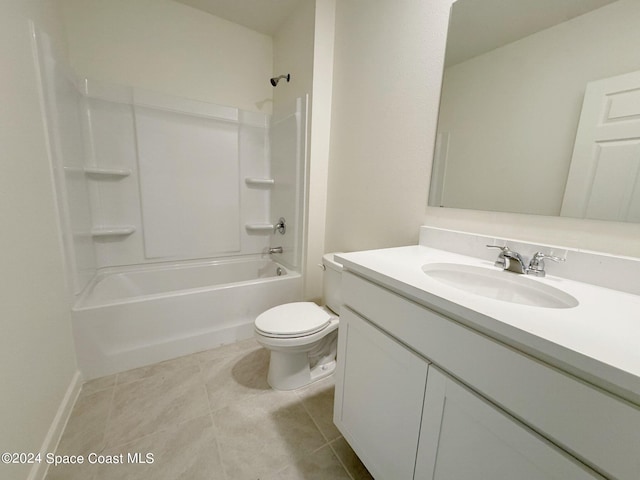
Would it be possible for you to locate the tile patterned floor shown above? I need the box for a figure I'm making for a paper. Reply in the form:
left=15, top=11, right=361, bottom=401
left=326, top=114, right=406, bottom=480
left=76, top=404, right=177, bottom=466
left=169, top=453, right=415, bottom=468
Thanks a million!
left=46, top=339, right=373, bottom=480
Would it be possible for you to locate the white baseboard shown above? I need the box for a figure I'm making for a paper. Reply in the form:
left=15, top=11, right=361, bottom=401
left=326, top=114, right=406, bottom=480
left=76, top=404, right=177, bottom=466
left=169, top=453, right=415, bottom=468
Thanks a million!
left=27, top=370, right=83, bottom=480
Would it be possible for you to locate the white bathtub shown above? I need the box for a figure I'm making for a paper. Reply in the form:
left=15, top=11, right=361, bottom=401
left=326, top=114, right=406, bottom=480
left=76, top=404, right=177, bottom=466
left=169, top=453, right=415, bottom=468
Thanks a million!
left=72, top=256, right=302, bottom=379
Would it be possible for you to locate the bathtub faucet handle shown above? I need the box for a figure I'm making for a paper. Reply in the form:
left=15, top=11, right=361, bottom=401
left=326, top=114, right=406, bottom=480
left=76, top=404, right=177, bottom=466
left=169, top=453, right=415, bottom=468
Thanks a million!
left=274, top=217, right=286, bottom=235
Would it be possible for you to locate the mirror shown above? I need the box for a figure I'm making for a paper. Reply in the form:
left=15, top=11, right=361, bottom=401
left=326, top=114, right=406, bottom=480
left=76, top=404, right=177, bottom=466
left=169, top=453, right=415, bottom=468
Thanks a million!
left=429, top=0, right=640, bottom=223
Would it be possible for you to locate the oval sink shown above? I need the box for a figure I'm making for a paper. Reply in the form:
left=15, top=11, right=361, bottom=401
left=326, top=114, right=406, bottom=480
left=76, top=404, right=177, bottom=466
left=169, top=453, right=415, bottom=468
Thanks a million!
left=422, top=263, right=578, bottom=309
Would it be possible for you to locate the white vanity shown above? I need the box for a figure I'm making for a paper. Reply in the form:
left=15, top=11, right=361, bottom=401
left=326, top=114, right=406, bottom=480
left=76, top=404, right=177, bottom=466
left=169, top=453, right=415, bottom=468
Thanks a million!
left=333, top=228, right=640, bottom=480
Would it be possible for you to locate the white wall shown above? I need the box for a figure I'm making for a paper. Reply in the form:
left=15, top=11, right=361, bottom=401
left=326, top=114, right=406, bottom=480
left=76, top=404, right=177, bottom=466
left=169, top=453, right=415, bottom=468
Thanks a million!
left=438, top=0, right=640, bottom=216
left=306, top=0, right=335, bottom=301
left=0, top=1, right=78, bottom=478
left=325, top=0, right=443, bottom=253
left=272, top=0, right=315, bottom=116
left=59, top=0, right=274, bottom=113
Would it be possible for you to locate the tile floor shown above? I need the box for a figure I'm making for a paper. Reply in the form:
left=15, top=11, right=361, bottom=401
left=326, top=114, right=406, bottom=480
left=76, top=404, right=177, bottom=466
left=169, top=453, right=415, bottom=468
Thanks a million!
left=45, top=339, right=373, bottom=480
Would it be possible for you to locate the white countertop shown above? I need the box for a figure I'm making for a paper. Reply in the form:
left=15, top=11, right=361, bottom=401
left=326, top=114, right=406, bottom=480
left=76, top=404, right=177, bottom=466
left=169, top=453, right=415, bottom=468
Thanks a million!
left=337, top=245, right=640, bottom=405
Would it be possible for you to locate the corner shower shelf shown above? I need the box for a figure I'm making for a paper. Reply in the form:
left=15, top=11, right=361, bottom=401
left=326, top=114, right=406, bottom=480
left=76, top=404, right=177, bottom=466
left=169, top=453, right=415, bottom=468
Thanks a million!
left=245, top=177, right=275, bottom=187
left=84, top=167, right=132, bottom=177
left=91, top=226, right=136, bottom=237
left=245, top=224, right=274, bottom=234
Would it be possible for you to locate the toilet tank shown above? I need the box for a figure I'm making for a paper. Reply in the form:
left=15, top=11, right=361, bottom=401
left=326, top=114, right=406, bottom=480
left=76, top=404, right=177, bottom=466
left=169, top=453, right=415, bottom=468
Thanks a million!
left=322, top=253, right=343, bottom=315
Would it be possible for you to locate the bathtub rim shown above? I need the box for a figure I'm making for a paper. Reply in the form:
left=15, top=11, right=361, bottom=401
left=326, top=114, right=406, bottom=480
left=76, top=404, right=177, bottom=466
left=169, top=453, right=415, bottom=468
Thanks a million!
left=73, top=254, right=298, bottom=312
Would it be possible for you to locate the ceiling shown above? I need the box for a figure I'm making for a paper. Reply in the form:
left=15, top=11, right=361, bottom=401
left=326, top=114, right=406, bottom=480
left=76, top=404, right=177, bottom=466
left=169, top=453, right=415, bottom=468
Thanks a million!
left=446, top=0, right=618, bottom=67
left=174, top=0, right=306, bottom=36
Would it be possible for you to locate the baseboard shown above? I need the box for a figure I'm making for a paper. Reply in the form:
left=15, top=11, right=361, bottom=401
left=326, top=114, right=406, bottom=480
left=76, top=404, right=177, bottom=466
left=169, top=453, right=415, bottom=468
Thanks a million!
left=27, top=370, right=83, bottom=480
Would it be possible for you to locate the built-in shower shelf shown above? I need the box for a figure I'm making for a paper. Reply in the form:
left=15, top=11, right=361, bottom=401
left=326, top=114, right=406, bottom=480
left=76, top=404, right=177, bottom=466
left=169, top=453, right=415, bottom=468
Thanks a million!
left=245, top=177, right=275, bottom=187
left=245, top=224, right=274, bottom=234
left=84, top=167, right=132, bottom=177
left=91, top=226, right=136, bottom=237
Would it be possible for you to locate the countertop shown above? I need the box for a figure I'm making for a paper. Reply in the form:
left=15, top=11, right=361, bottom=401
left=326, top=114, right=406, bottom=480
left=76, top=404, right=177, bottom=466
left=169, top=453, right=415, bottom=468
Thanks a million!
left=336, top=246, right=640, bottom=406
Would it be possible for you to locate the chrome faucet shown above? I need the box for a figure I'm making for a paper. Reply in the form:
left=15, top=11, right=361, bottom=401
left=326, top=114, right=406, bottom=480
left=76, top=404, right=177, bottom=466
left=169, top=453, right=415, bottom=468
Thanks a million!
left=268, top=246, right=283, bottom=254
left=487, top=245, right=565, bottom=276
left=486, top=245, right=527, bottom=274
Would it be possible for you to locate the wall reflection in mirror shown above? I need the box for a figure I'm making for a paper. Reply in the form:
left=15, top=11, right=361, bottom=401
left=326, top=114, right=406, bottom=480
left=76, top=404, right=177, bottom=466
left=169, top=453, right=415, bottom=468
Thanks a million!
left=429, top=0, right=640, bottom=223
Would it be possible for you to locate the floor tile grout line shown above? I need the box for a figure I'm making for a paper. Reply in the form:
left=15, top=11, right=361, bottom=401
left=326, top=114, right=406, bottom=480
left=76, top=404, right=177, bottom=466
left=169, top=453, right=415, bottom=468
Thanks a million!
left=113, top=355, right=199, bottom=388
left=99, top=414, right=204, bottom=454
left=310, top=439, right=332, bottom=455
left=102, top=365, right=209, bottom=452
left=201, top=361, right=230, bottom=480
left=296, top=382, right=344, bottom=446
left=99, top=383, right=119, bottom=455
left=328, top=438, right=357, bottom=480
left=297, top=388, right=332, bottom=444
left=102, top=422, right=157, bottom=452
left=206, top=416, right=230, bottom=479
left=296, top=384, right=356, bottom=479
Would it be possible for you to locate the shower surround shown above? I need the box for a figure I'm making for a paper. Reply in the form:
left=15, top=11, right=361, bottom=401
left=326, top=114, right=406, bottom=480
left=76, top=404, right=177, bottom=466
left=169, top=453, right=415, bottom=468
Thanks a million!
left=36, top=31, right=307, bottom=378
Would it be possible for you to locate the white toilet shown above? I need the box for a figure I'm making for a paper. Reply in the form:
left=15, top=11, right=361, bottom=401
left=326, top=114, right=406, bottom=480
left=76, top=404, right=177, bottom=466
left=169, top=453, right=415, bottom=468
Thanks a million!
left=254, top=253, right=343, bottom=391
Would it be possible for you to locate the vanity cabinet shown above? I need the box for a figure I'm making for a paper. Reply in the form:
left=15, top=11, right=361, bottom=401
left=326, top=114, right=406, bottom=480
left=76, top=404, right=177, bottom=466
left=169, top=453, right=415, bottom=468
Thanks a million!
left=415, top=367, right=600, bottom=480
left=334, top=271, right=640, bottom=480
left=334, top=308, right=429, bottom=479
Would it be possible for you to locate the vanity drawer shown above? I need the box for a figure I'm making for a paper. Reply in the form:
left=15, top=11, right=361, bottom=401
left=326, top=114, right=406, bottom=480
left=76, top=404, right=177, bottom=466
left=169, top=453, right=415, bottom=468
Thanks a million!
left=342, top=271, right=640, bottom=480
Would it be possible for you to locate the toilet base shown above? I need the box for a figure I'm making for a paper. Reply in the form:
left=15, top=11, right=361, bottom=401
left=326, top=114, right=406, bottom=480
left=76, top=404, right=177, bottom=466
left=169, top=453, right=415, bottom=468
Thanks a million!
left=310, top=359, right=336, bottom=383
left=266, top=350, right=336, bottom=391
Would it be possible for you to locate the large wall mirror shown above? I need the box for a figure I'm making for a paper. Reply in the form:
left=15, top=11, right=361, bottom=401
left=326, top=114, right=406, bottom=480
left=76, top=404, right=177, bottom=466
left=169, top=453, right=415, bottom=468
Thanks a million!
left=429, top=0, right=640, bottom=223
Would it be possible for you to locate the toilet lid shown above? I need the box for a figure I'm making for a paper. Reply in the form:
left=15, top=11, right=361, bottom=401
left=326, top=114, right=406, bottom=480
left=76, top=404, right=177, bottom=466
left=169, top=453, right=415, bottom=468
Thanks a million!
left=255, top=302, right=332, bottom=337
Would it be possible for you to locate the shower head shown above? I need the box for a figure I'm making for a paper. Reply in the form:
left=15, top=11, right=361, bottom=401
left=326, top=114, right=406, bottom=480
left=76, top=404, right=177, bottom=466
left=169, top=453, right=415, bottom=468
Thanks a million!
left=270, top=74, right=290, bottom=87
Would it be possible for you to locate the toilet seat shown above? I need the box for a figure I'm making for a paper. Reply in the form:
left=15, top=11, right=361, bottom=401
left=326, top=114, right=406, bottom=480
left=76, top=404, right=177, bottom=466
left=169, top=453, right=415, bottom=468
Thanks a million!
left=255, top=302, right=332, bottom=338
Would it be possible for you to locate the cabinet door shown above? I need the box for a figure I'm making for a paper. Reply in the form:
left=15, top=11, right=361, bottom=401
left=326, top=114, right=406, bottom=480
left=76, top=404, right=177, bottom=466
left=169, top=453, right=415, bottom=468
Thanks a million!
left=415, top=367, right=603, bottom=480
left=334, top=308, right=429, bottom=480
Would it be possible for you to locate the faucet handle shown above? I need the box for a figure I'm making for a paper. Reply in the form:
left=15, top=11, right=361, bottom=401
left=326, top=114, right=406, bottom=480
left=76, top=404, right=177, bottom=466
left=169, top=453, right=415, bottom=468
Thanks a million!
left=486, top=244, right=512, bottom=253
left=531, top=252, right=565, bottom=264
left=528, top=252, right=565, bottom=277
left=486, top=244, right=509, bottom=268
left=274, top=217, right=286, bottom=235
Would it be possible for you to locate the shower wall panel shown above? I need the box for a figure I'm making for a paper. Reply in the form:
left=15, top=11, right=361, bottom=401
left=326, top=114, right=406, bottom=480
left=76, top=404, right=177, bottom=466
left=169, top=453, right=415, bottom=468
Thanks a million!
left=83, top=96, right=142, bottom=261
left=82, top=80, right=272, bottom=268
left=239, top=110, right=272, bottom=253
left=135, top=106, right=240, bottom=259
left=40, top=65, right=296, bottom=282
left=270, top=96, right=307, bottom=269
left=34, top=29, right=97, bottom=295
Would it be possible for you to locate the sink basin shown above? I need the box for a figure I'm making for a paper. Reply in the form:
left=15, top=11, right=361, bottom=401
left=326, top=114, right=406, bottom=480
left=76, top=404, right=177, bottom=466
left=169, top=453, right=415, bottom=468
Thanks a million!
left=422, top=263, right=579, bottom=309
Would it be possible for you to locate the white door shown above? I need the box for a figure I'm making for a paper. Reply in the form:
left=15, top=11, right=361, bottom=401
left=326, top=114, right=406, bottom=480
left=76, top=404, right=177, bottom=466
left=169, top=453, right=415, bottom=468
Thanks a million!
left=334, top=308, right=429, bottom=480
left=561, top=70, right=640, bottom=222
left=414, top=367, right=603, bottom=480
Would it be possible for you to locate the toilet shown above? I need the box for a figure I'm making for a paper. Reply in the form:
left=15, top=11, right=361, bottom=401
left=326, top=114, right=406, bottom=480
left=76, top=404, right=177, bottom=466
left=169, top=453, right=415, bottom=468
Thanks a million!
left=254, top=253, right=343, bottom=391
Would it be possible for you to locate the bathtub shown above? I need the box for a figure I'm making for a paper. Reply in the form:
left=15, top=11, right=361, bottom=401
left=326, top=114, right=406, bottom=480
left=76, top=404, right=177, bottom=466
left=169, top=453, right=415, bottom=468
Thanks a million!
left=72, top=256, right=302, bottom=379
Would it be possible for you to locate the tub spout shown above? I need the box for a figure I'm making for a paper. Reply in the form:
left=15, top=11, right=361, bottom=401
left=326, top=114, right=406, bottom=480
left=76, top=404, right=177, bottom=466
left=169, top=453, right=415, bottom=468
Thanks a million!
left=269, top=247, right=283, bottom=254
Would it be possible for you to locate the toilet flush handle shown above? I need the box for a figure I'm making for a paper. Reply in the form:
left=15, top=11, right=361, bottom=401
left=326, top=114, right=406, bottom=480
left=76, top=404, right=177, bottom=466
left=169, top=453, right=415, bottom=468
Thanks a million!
left=317, top=263, right=326, bottom=271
